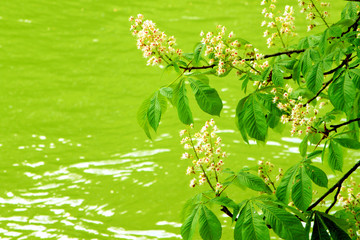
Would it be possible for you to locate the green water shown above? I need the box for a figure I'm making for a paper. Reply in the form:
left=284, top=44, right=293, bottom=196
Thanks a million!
left=0, top=0, right=358, bottom=239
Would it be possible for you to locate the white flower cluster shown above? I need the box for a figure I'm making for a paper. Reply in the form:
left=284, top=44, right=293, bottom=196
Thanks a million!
left=129, top=14, right=183, bottom=66
left=180, top=119, right=226, bottom=191
left=298, top=0, right=330, bottom=31
left=272, top=86, right=326, bottom=136
left=200, top=26, right=267, bottom=76
left=261, top=0, right=297, bottom=48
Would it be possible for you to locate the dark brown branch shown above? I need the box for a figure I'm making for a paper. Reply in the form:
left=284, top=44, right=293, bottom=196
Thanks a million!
left=325, top=184, right=341, bottom=214
left=179, top=64, right=216, bottom=72
left=329, top=117, right=360, bottom=133
left=307, top=160, right=360, bottom=212
left=221, top=206, right=233, bottom=219
left=244, top=49, right=305, bottom=61
left=304, top=78, right=334, bottom=107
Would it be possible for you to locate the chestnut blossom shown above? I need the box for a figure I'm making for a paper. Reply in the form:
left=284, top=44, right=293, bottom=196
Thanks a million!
left=180, top=120, right=227, bottom=189
left=129, top=14, right=183, bottom=67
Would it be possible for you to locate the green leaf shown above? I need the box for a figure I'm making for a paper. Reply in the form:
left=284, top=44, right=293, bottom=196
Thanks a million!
left=328, top=140, right=343, bottom=171
left=236, top=96, right=250, bottom=143
left=159, top=87, right=173, bottom=99
left=254, top=200, right=306, bottom=240
left=174, top=80, right=193, bottom=125
left=211, top=196, right=239, bottom=223
left=329, top=72, right=356, bottom=111
left=312, top=213, right=331, bottom=240
left=349, top=68, right=360, bottom=88
left=291, top=165, right=312, bottom=211
left=188, top=78, right=223, bottom=116
left=272, top=65, right=284, bottom=87
left=235, top=171, right=272, bottom=194
left=147, top=91, right=167, bottom=132
left=234, top=202, right=270, bottom=240
left=244, top=94, right=268, bottom=141
left=300, top=49, right=312, bottom=76
left=299, top=135, right=309, bottom=157
left=306, top=150, right=323, bottom=161
left=341, top=2, right=360, bottom=20
left=181, top=205, right=201, bottom=240
left=304, top=163, right=328, bottom=188
left=276, top=164, right=299, bottom=204
left=317, top=212, right=352, bottom=240
left=193, top=43, right=205, bottom=66
left=198, top=205, right=222, bottom=240
left=306, top=61, right=324, bottom=94
left=137, top=97, right=152, bottom=139
left=333, top=137, right=360, bottom=149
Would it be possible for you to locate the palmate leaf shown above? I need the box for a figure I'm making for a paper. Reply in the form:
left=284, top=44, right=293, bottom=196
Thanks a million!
left=329, top=71, right=356, bottom=112
left=254, top=200, right=306, bottom=240
left=328, top=140, right=343, bottom=171
left=198, top=205, right=222, bottom=240
left=188, top=78, right=223, bottom=116
left=304, top=163, right=328, bottom=188
left=234, top=201, right=269, bottom=240
left=291, top=165, right=312, bottom=211
left=234, top=171, right=272, bottom=194
left=276, top=163, right=299, bottom=204
left=243, top=94, right=268, bottom=142
left=147, top=91, right=167, bottom=132
left=306, top=61, right=324, bottom=94
left=174, top=79, right=193, bottom=125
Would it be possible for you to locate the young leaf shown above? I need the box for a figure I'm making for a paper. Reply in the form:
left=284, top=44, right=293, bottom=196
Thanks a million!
left=328, top=140, right=343, bottom=171
left=188, top=78, right=223, bottom=116
left=329, top=72, right=356, bottom=112
left=254, top=200, right=306, bottom=240
left=181, top=205, right=201, bottom=240
left=306, top=61, right=324, bottom=94
left=291, top=165, right=312, bottom=211
left=235, top=171, right=272, bottom=194
left=193, top=43, right=205, bottom=66
left=147, top=91, right=167, bottom=132
left=244, top=94, right=268, bottom=141
left=333, top=137, right=360, bottom=149
left=198, top=205, right=222, bottom=240
left=276, top=163, right=299, bottom=204
left=235, top=202, right=270, bottom=240
left=137, top=97, right=152, bottom=139
left=174, top=80, right=193, bottom=125
left=304, top=163, right=328, bottom=188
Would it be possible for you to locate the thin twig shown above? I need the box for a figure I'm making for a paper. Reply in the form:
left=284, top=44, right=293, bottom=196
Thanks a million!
left=307, top=160, right=360, bottom=212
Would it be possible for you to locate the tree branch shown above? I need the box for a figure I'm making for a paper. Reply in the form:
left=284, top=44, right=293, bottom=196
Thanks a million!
left=244, top=49, right=305, bottom=61
left=307, top=160, right=360, bottom=212
left=328, top=117, right=360, bottom=133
